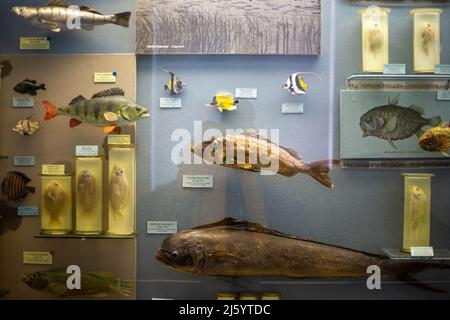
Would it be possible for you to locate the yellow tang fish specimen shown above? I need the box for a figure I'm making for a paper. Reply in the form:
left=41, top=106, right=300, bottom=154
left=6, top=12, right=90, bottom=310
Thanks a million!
left=77, top=170, right=97, bottom=215
left=44, top=181, right=67, bottom=228
left=109, top=166, right=130, bottom=217
left=419, top=123, right=450, bottom=157
left=207, top=91, right=239, bottom=113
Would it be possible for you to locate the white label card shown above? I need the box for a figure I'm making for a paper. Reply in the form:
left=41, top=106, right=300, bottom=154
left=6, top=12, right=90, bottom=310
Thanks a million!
left=160, top=98, right=182, bottom=109
left=437, top=91, right=450, bottom=101
left=183, top=175, right=214, bottom=188
left=383, top=64, right=406, bottom=75
left=147, top=221, right=178, bottom=234
left=17, top=206, right=39, bottom=216
left=12, top=97, right=34, bottom=108
left=282, top=103, right=304, bottom=114
left=411, top=247, right=434, bottom=257
left=435, top=65, right=450, bottom=75
left=235, top=88, right=257, bottom=99
left=76, top=145, right=99, bottom=157
left=14, top=156, right=35, bottom=166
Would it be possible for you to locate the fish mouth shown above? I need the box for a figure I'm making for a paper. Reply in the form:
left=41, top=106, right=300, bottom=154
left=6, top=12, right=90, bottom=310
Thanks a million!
left=140, top=112, right=150, bottom=119
left=155, top=249, right=174, bottom=267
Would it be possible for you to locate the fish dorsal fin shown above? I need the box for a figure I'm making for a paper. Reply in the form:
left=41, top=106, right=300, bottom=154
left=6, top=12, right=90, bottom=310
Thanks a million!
left=410, top=105, right=424, bottom=115
left=47, top=0, right=70, bottom=7
left=284, top=147, right=302, bottom=160
left=69, top=95, right=87, bottom=105
left=243, top=130, right=273, bottom=144
left=388, top=94, right=400, bottom=106
left=80, top=6, right=102, bottom=14
left=12, top=171, right=31, bottom=183
left=192, top=218, right=298, bottom=240
left=92, top=88, right=125, bottom=99
left=216, top=91, right=233, bottom=98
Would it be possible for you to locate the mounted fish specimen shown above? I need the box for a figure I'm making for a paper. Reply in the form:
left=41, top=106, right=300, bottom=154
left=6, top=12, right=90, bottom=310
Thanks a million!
left=156, top=218, right=450, bottom=292
left=23, top=269, right=132, bottom=298
left=0, top=200, right=21, bottom=236
left=0, top=60, right=13, bottom=79
left=12, top=1, right=131, bottom=33
left=421, top=23, right=434, bottom=56
left=419, top=123, right=450, bottom=157
left=1, top=171, right=35, bottom=201
left=14, top=79, right=46, bottom=96
left=109, top=166, right=130, bottom=218
left=43, top=88, right=149, bottom=134
left=368, top=23, right=383, bottom=57
left=163, top=70, right=187, bottom=95
left=360, top=94, right=441, bottom=149
left=77, top=170, right=97, bottom=216
left=12, top=116, right=40, bottom=136
left=191, top=133, right=340, bottom=188
left=207, top=91, right=239, bottom=112
left=43, top=180, right=67, bottom=229
left=283, top=72, right=308, bottom=96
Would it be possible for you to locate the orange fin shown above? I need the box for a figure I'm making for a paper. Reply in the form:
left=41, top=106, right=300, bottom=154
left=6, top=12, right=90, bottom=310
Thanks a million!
left=69, top=119, right=82, bottom=128
left=103, top=126, right=120, bottom=134
left=43, top=101, right=59, bottom=121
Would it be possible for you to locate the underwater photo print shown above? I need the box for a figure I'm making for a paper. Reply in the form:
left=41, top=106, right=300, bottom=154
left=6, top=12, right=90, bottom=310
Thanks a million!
left=136, top=0, right=321, bottom=55
left=340, top=90, right=450, bottom=159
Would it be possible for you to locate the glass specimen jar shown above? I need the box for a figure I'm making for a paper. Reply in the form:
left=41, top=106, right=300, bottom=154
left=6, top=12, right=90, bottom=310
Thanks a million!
left=359, top=6, right=390, bottom=73
left=411, top=8, right=442, bottom=73
left=216, top=292, right=237, bottom=300
left=40, top=175, right=73, bottom=235
left=107, top=145, right=136, bottom=236
left=75, top=156, right=103, bottom=235
left=261, top=292, right=281, bottom=300
left=401, top=173, right=433, bottom=253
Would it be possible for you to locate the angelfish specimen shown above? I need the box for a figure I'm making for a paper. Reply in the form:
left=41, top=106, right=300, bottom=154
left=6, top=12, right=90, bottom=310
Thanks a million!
left=283, top=72, right=308, bottom=96
left=12, top=116, right=40, bottom=136
left=12, top=1, right=131, bottom=32
left=43, top=181, right=67, bottom=228
left=77, top=170, right=97, bottom=215
left=1, top=171, right=35, bottom=201
left=191, top=133, right=340, bottom=188
left=368, top=23, right=383, bottom=57
left=109, top=166, right=130, bottom=217
left=0, top=60, right=13, bottom=79
left=44, top=88, right=149, bottom=134
left=421, top=23, right=434, bottom=56
left=419, top=123, right=450, bottom=157
left=156, top=218, right=450, bottom=292
left=360, top=94, right=442, bottom=149
left=163, top=70, right=187, bottom=95
left=23, top=269, right=132, bottom=297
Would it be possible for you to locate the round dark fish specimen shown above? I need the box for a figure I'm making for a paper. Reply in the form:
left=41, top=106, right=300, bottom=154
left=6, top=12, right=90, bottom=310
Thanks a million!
left=0, top=60, right=13, bottom=79
left=0, top=200, right=21, bottom=236
left=14, top=79, right=46, bottom=96
left=1, top=171, right=36, bottom=201
left=360, top=94, right=442, bottom=149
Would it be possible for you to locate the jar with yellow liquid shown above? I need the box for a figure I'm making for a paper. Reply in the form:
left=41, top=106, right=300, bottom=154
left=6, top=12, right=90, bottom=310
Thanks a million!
left=401, top=173, right=433, bottom=252
left=359, top=6, right=390, bottom=73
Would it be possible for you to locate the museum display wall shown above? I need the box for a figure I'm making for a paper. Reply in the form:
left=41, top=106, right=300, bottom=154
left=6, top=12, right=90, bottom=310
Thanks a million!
left=1, top=0, right=450, bottom=300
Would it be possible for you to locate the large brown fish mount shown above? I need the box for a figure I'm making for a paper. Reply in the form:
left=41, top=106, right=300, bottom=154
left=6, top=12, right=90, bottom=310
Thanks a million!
left=156, top=218, right=450, bottom=292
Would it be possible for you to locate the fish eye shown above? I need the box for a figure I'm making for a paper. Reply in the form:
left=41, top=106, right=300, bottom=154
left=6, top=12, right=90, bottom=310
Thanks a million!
left=171, top=251, right=179, bottom=258
left=136, top=107, right=142, bottom=111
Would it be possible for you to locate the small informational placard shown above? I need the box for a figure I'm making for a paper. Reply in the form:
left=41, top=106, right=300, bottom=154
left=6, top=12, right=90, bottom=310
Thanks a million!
left=147, top=221, right=178, bottom=234
left=282, top=103, right=304, bottom=114
left=23, top=251, right=53, bottom=265
left=183, top=175, right=214, bottom=188
left=411, top=247, right=434, bottom=257
left=12, top=97, right=34, bottom=108
left=235, top=88, right=258, bottom=99
left=108, top=135, right=131, bottom=145
left=14, top=156, right=35, bottom=166
left=435, top=64, right=450, bottom=75
left=437, top=91, right=450, bottom=101
left=160, top=98, right=182, bottom=109
left=20, top=37, right=50, bottom=50
left=75, top=145, right=99, bottom=157
left=17, top=206, right=39, bottom=217
left=383, top=64, right=406, bottom=75
left=94, top=72, right=117, bottom=83
left=42, top=164, right=65, bottom=175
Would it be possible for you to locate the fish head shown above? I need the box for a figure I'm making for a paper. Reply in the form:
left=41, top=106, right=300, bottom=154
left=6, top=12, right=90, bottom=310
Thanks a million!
left=12, top=7, right=39, bottom=20
left=12, top=123, right=24, bottom=134
left=419, top=134, right=440, bottom=152
left=112, top=165, right=125, bottom=178
left=360, top=112, right=384, bottom=137
left=191, top=136, right=223, bottom=162
left=120, top=104, right=150, bottom=122
left=22, top=272, right=49, bottom=291
left=156, top=233, right=206, bottom=273
left=78, top=170, right=95, bottom=184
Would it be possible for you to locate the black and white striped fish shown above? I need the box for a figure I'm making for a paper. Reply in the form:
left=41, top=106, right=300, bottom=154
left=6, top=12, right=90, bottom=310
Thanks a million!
left=163, top=70, right=187, bottom=95
left=1, top=171, right=35, bottom=201
left=283, top=72, right=308, bottom=96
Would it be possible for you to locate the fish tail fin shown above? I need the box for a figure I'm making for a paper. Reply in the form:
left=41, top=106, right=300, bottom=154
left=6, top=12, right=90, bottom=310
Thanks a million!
left=26, top=186, right=36, bottom=194
left=306, top=160, right=341, bottom=188
left=38, top=84, right=46, bottom=91
left=43, top=101, right=60, bottom=121
left=384, top=260, right=450, bottom=293
left=112, top=12, right=131, bottom=28
left=112, top=278, right=132, bottom=297
left=429, top=116, right=442, bottom=128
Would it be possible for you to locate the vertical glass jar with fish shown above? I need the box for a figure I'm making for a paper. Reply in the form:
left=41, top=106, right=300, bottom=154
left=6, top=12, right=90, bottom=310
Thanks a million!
left=401, top=173, right=433, bottom=253
left=359, top=6, right=390, bottom=73
left=107, top=145, right=136, bottom=236
left=75, top=156, right=103, bottom=235
left=411, top=8, right=442, bottom=73
left=40, top=175, right=73, bottom=235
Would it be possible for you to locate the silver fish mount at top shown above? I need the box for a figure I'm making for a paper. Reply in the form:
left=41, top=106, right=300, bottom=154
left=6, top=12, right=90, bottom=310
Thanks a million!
left=11, top=0, right=131, bottom=32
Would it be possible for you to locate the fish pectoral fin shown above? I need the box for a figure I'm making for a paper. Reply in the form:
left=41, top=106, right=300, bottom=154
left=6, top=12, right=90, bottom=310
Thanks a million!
left=387, top=139, right=398, bottom=150
left=415, top=130, right=425, bottom=139
left=69, top=119, right=83, bottom=128
left=41, top=20, right=61, bottom=32
left=383, top=116, right=397, bottom=133
left=104, top=112, right=120, bottom=122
